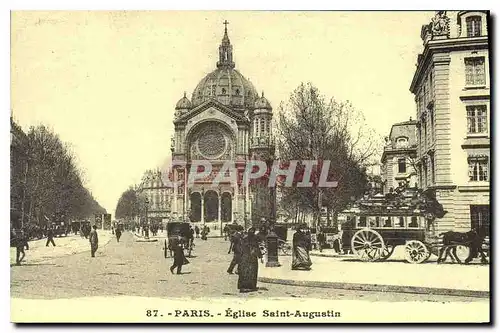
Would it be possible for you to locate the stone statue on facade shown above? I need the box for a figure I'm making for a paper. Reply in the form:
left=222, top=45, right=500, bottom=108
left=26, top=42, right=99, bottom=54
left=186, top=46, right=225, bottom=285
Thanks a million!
left=431, top=11, right=449, bottom=36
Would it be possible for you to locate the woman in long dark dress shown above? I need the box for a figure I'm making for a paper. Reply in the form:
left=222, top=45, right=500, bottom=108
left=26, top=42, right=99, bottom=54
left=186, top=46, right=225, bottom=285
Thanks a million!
left=291, top=225, right=312, bottom=270
left=237, top=228, right=263, bottom=293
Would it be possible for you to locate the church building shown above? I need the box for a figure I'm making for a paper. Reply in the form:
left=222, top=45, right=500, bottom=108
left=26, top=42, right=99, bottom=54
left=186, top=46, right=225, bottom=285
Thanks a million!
left=166, top=22, right=275, bottom=233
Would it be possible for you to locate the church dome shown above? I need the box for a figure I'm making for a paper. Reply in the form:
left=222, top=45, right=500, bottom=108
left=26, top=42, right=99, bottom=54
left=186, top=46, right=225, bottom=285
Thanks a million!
left=190, top=22, right=259, bottom=110
left=191, top=68, right=258, bottom=109
left=175, top=93, right=192, bottom=110
left=254, top=92, right=272, bottom=110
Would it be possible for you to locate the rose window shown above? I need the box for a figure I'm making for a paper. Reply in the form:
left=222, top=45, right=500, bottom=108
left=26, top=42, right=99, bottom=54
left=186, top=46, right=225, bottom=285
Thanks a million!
left=196, top=127, right=227, bottom=159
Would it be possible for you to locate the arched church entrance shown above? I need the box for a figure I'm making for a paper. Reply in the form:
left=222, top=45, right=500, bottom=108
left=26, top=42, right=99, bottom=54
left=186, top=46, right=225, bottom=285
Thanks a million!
left=190, top=192, right=202, bottom=222
left=204, top=190, right=219, bottom=222
left=221, top=192, right=232, bottom=222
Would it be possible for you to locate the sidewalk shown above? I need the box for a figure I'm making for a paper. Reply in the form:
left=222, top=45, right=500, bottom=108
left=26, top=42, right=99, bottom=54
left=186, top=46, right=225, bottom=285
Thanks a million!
left=10, top=232, right=113, bottom=265
left=258, top=249, right=489, bottom=298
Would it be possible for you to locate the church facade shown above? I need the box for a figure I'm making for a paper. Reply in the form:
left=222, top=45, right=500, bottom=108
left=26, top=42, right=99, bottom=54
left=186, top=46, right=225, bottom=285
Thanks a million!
left=163, top=24, right=275, bottom=234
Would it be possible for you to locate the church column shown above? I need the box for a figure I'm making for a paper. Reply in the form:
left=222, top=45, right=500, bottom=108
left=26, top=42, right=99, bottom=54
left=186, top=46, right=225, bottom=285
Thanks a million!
left=201, top=190, right=205, bottom=225
left=233, top=186, right=238, bottom=221
left=218, top=190, right=222, bottom=236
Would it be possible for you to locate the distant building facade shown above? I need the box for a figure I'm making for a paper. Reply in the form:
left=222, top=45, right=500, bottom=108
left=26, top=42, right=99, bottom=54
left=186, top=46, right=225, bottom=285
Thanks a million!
left=410, top=11, right=490, bottom=234
left=136, top=169, right=172, bottom=225
left=380, top=119, right=418, bottom=194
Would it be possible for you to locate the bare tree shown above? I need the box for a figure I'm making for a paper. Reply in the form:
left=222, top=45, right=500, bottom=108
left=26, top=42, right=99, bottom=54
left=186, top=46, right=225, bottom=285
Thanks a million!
left=22, top=125, right=106, bottom=228
left=275, top=83, right=380, bottom=226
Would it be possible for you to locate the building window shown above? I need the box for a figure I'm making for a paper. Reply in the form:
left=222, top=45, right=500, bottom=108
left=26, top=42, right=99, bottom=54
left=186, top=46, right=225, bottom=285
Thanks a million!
left=465, top=57, right=486, bottom=86
left=396, top=137, right=408, bottom=148
left=466, top=16, right=482, bottom=37
left=221, top=88, right=226, bottom=95
left=423, top=162, right=428, bottom=187
left=468, top=158, right=488, bottom=181
left=429, top=108, right=434, bottom=142
left=466, top=105, right=487, bottom=134
left=358, top=216, right=367, bottom=228
left=470, top=205, right=489, bottom=236
left=260, top=119, right=265, bottom=134
left=422, top=116, right=427, bottom=149
left=398, top=158, right=406, bottom=173
left=418, top=165, right=422, bottom=188
left=430, top=155, right=435, bottom=184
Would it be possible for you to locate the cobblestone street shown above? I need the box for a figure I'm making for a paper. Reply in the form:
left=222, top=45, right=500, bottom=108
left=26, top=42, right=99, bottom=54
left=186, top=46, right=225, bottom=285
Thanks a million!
left=10, top=232, right=487, bottom=304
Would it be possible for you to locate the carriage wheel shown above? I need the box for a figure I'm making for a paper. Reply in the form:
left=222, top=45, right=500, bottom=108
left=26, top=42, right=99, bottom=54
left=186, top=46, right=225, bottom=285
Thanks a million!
left=351, top=229, right=385, bottom=262
left=404, top=240, right=429, bottom=264
left=378, top=244, right=396, bottom=261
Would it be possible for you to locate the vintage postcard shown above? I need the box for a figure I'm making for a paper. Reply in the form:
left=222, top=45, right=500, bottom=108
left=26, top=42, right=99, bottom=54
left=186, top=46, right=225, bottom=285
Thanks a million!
left=9, top=10, right=490, bottom=323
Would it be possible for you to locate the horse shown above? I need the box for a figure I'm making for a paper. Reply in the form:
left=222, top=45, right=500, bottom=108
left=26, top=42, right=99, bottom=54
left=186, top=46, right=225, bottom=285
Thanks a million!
left=437, top=229, right=488, bottom=264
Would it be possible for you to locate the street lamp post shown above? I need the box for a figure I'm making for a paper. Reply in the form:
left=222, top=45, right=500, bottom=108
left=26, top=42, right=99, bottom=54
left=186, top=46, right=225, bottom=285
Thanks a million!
left=145, top=198, right=150, bottom=239
left=265, top=152, right=280, bottom=267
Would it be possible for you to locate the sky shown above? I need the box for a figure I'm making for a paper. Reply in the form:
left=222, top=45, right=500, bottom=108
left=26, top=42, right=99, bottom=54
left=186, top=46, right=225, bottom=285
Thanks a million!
left=11, top=11, right=435, bottom=215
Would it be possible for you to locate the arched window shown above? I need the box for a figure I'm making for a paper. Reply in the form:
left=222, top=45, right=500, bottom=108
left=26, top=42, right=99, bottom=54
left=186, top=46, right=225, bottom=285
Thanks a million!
left=260, top=119, right=265, bottom=134
left=396, top=137, right=409, bottom=148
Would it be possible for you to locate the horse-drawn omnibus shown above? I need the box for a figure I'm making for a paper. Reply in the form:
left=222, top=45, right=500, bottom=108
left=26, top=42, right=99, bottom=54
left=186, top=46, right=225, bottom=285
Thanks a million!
left=338, top=187, right=456, bottom=264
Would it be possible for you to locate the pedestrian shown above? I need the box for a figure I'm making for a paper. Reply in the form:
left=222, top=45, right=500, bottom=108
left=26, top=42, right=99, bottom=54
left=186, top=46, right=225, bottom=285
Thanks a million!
left=223, top=224, right=229, bottom=241
left=237, top=227, right=263, bottom=293
left=115, top=225, right=122, bottom=242
left=46, top=226, right=56, bottom=247
left=195, top=225, right=200, bottom=238
left=13, top=229, right=29, bottom=265
left=201, top=226, right=208, bottom=241
left=170, top=237, right=189, bottom=274
left=188, top=226, right=195, bottom=249
left=317, top=229, right=326, bottom=253
left=227, top=225, right=243, bottom=274
left=89, top=225, right=99, bottom=257
left=291, top=224, right=312, bottom=270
